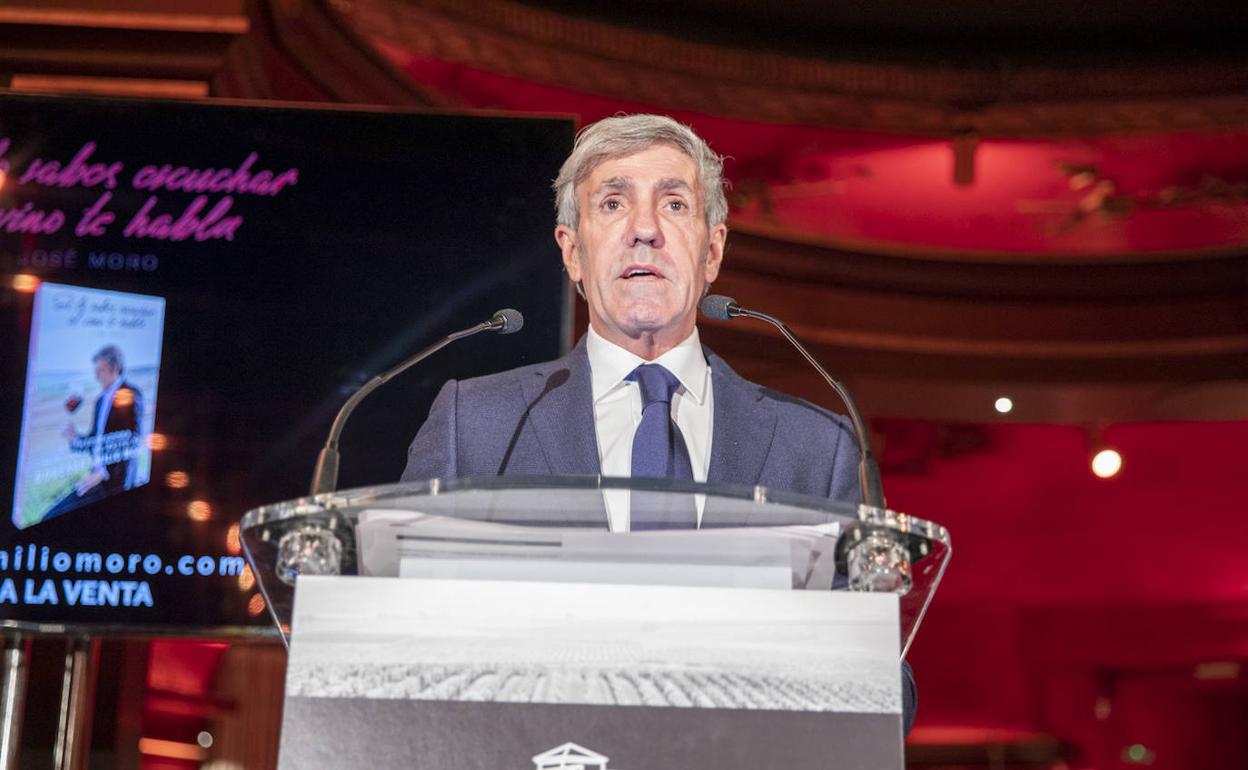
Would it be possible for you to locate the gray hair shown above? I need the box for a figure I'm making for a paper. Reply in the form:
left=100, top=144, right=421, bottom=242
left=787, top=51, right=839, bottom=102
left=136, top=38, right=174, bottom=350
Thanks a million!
left=554, top=114, right=728, bottom=229
left=92, top=344, right=124, bottom=374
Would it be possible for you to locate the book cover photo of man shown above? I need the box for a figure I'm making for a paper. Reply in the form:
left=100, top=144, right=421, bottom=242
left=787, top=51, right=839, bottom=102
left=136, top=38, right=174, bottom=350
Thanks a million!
left=11, top=283, right=164, bottom=528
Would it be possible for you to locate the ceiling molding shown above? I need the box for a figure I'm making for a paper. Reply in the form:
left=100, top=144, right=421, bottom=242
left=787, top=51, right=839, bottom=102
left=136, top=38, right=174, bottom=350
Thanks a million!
left=724, top=231, right=1248, bottom=299
left=340, top=0, right=1248, bottom=135
left=213, top=0, right=440, bottom=104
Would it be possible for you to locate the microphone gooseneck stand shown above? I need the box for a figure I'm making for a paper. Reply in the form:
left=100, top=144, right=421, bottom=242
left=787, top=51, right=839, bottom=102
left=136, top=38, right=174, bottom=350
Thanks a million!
left=700, top=294, right=884, bottom=509
left=309, top=309, right=524, bottom=497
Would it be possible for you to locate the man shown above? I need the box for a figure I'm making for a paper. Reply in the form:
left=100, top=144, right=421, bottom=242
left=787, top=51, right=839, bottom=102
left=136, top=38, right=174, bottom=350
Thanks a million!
left=45, top=344, right=144, bottom=519
left=402, top=114, right=914, bottom=730
left=403, top=115, right=860, bottom=507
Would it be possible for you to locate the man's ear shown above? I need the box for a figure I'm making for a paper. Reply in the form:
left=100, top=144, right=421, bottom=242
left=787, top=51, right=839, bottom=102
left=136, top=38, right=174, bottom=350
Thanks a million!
left=555, top=225, right=581, bottom=282
left=703, top=222, right=727, bottom=284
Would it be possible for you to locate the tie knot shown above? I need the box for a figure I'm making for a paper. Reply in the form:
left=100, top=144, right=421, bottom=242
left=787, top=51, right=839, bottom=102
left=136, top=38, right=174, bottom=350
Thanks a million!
left=627, top=364, right=681, bottom=406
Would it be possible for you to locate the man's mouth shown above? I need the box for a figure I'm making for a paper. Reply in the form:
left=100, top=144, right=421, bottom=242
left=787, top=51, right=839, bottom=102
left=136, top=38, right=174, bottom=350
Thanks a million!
left=620, top=265, right=664, bottom=280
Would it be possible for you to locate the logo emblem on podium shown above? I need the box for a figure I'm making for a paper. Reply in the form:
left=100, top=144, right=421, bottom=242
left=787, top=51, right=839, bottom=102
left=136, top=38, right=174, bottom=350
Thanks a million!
left=532, top=742, right=611, bottom=769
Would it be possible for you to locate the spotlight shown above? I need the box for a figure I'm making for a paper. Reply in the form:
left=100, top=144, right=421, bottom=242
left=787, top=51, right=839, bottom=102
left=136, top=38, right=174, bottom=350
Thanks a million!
left=225, top=523, right=241, bottom=554
left=11, top=274, right=39, bottom=293
left=1091, top=448, right=1123, bottom=479
left=187, top=500, right=212, bottom=521
left=1193, top=661, right=1240, bottom=680
left=238, top=565, right=255, bottom=592
left=994, top=396, right=1014, bottom=414
left=1121, top=743, right=1155, bottom=765
left=247, top=594, right=266, bottom=616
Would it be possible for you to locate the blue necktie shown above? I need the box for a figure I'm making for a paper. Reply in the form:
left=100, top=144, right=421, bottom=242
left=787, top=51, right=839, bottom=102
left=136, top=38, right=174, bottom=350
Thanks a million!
left=626, top=364, right=696, bottom=531
left=627, top=364, right=694, bottom=481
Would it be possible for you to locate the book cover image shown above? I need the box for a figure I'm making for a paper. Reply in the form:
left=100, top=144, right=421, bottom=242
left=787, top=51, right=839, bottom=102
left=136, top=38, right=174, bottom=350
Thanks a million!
left=12, top=282, right=165, bottom=529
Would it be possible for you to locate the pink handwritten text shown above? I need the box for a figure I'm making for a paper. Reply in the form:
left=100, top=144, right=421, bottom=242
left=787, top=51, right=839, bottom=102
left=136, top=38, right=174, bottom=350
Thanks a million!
left=76, top=192, right=116, bottom=237
left=122, top=195, right=243, bottom=242
left=18, top=142, right=124, bottom=190
left=2, top=139, right=300, bottom=241
left=0, top=202, right=66, bottom=235
left=131, top=153, right=298, bottom=196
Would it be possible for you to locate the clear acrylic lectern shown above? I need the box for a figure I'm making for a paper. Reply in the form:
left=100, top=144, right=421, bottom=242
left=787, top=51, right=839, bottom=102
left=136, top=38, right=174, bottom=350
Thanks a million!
left=241, top=476, right=950, bottom=770
left=240, top=475, right=950, bottom=655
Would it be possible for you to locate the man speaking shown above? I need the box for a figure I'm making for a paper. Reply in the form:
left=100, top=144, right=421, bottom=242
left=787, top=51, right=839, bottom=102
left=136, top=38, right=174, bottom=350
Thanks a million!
left=401, top=114, right=915, bottom=730
left=402, top=114, right=860, bottom=509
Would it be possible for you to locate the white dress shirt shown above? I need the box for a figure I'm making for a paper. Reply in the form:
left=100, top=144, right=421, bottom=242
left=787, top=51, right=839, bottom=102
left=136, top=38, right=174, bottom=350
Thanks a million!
left=587, top=325, right=713, bottom=531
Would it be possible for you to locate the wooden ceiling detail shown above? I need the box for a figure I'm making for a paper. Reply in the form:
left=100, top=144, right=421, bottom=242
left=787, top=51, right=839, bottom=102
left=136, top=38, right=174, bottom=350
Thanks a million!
left=0, top=0, right=436, bottom=105
left=0, top=5, right=245, bottom=86
left=213, top=0, right=439, bottom=104
left=724, top=231, right=1248, bottom=301
left=338, top=0, right=1248, bottom=136
left=694, top=229, right=1248, bottom=396
left=718, top=231, right=1248, bottom=379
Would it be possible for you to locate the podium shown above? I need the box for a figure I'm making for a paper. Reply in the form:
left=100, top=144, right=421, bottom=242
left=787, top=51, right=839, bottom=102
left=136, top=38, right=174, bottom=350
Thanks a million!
left=241, top=476, right=951, bottom=769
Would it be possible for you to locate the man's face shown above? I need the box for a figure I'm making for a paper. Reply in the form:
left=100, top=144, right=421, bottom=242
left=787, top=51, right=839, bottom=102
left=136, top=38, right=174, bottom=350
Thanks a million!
left=94, top=359, right=119, bottom=389
left=556, top=144, right=727, bottom=356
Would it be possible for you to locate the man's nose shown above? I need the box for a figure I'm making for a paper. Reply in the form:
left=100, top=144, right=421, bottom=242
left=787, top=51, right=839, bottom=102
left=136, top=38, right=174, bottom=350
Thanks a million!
left=628, top=205, right=665, bottom=249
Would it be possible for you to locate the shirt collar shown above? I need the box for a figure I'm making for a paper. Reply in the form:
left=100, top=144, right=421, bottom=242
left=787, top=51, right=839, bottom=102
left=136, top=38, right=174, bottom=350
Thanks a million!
left=587, top=325, right=709, bottom=405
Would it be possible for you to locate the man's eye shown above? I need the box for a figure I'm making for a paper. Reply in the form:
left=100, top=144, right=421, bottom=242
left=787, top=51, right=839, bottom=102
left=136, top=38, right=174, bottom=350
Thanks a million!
left=602, top=198, right=622, bottom=211
left=666, top=199, right=688, bottom=212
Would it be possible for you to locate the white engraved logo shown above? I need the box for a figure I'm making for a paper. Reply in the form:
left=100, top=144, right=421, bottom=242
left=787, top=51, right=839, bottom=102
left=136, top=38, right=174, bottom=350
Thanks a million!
left=532, top=742, right=611, bottom=770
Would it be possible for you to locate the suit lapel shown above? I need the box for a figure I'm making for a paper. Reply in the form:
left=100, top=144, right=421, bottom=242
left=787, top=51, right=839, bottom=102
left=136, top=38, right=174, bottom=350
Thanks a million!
left=706, top=350, right=776, bottom=487
left=518, top=337, right=602, bottom=475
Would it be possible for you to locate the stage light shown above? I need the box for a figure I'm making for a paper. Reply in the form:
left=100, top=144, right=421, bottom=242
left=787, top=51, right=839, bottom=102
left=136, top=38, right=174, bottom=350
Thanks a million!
left=187, top=500, right=212, bottom=521
left=1094, top=696, right=1111, bottom=720
left=994, top=396, right=1013, bottom=414
left=238, top=565, right=255, bottom=592
left=197, top=731, right=214, bottom=749
left=147, top=432, right=168, bottom=450
left=112, top=389, right=134, bottom=407
left=1091, top=448, right=1123, bottom=478
left=1121, top=743, right=1155, bottom=765
left=247, top=593, right=266, bottom=616
left=11, top=274, right=39, bottom=293
left=164, top=471, right=189, bottom=489
left=1193, top=661, right=1240, bottom=680
left=225, top=523, right=241, bottom=554
left=137, top=737, right=206, bottom=761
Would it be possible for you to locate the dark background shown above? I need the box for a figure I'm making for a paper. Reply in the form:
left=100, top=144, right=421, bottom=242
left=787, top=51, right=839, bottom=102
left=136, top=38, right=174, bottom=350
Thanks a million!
left=0, top=94, right=573, bottom=631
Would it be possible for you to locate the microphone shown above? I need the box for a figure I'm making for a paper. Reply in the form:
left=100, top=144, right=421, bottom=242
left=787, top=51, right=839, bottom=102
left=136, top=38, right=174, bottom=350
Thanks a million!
left=308, top=308, right=525, bottom=496
left=700, top=295, right=885, bottom=509
left=487, top=308, right=524, bottom=335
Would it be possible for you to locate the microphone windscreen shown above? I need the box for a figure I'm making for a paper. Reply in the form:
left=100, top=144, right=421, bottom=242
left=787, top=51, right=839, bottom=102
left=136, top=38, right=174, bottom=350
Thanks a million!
left=492, top=308, right=525, bottom=334
left=700, top=294, right=738, bottom=321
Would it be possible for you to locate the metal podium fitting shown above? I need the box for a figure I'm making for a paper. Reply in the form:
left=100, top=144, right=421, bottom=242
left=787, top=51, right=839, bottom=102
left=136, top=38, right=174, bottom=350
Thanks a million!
left=0, top=634, right=30, bottom=770
left=53, top=636, right=99, bottom=770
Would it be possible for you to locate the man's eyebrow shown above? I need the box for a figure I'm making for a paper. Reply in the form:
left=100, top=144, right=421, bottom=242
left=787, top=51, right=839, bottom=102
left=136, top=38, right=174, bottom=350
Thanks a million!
left=594, top=176, right=634, bottom=194
left=656, top=177, right=694, bottom=193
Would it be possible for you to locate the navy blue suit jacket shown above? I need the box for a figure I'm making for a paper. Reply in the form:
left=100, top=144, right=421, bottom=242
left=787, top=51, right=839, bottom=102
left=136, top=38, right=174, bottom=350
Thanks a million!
left=401, top=336, right=860, bottom=497
left=400, top=334, right=916, bottom=732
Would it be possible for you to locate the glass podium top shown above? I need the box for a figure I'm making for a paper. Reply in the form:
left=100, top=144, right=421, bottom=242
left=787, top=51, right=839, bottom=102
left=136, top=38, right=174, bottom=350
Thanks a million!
left=240, top=476, right=951, bottom=656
